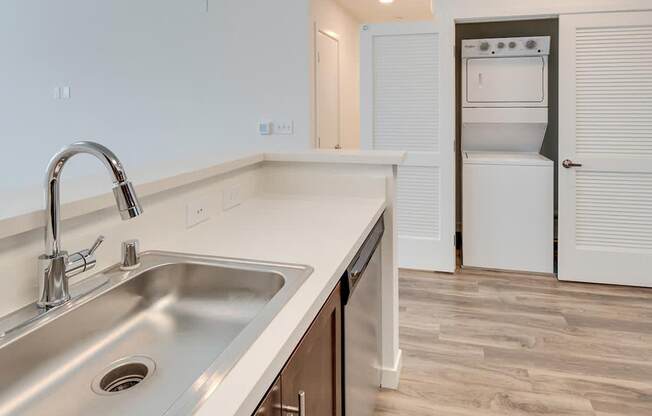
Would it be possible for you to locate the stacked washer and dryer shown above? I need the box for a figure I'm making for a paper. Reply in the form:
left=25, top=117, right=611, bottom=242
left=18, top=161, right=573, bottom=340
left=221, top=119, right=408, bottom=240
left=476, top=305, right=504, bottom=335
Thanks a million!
left=462, top=36, right=554, bottom=274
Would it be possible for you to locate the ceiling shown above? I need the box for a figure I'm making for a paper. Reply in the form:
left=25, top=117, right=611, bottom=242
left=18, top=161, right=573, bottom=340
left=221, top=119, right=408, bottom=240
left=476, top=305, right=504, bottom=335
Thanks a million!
left=334, top=0, right=433, bottom=23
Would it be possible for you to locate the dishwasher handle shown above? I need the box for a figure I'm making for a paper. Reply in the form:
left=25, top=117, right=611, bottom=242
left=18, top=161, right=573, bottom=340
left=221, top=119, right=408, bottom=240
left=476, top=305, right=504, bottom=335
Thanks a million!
left=347, top=217, right=384, bottom=292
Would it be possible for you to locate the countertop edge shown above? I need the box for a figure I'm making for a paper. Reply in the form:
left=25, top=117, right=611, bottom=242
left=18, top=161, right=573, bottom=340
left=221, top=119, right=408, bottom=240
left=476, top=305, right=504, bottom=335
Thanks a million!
left=264, top=150, right=406, bottom=165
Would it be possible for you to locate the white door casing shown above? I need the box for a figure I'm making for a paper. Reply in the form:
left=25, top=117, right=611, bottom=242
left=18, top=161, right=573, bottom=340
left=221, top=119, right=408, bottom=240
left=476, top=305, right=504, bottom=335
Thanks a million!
left=361, top=22, right=456, bottom=272
left=559, top=11, right=652, bottom=286
left=316, top=30, right=340, bottom=149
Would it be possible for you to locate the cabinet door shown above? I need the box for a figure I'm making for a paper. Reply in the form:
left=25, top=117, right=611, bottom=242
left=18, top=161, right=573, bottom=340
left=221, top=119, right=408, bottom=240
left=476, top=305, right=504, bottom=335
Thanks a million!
left=253, top=377, right=282, bottom=416
left=281, top=283, right=342, bottom=416
left=254, top=376, right=282, bottom=416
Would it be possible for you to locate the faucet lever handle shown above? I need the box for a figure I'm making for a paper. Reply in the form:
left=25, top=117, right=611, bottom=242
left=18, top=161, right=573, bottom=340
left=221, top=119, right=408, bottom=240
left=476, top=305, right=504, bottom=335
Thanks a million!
left=88, top=235, right=105, bottom=255
left=64, top=235, right=104, bottom=279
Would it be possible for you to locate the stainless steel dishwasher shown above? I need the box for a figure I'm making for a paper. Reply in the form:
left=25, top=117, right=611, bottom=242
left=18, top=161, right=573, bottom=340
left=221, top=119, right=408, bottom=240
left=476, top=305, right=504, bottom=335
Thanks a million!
left=342, top=216, right=384, bottom=416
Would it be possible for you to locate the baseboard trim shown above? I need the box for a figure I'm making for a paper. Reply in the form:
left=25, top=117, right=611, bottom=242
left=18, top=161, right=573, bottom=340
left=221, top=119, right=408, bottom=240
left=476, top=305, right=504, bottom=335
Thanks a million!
left=380, top=349, right=403, bottom=389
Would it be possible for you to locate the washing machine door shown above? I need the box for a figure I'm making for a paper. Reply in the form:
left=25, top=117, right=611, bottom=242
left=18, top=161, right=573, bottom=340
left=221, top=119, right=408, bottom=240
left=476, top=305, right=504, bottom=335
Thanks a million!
left=465, top=56, right=547, bottom=105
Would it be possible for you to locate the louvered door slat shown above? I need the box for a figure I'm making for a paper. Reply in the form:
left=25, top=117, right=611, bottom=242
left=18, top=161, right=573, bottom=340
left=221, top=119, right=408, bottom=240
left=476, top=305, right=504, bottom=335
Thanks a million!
left=559, top=11, right=652, bottom=287
left=373, top=33, right=439, bottom=152
left=362, top=22, right=453, bottom=272
left=575, top=25, right=652, bottom=157
left=397, top=166, right=440, bottom=240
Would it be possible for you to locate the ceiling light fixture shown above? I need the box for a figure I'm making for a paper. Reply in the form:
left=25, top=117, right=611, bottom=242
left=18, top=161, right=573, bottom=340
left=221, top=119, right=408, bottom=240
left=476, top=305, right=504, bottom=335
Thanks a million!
left=379, top=0, right=394, bottom=4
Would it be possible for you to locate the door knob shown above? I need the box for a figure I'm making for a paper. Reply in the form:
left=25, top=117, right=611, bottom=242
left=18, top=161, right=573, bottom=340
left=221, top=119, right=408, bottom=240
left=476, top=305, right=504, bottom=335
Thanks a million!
left=562, top=159, right=582, bottom=169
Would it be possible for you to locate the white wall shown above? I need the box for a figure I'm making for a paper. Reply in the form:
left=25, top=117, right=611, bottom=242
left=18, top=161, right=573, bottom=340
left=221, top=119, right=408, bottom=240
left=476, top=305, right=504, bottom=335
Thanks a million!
left=311, top=0, right=361, bottom=149
left=0, top=0, right=311, bottom=218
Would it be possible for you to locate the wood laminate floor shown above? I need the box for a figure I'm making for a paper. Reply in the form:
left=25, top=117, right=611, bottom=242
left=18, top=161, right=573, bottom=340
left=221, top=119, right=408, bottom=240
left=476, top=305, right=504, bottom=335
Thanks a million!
left=375, top=268, right=652, bottom=416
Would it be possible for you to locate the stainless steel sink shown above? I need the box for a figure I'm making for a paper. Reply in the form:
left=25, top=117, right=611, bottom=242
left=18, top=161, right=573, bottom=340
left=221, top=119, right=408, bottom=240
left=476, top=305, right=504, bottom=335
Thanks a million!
left=0, top=252, right=312, bottom=415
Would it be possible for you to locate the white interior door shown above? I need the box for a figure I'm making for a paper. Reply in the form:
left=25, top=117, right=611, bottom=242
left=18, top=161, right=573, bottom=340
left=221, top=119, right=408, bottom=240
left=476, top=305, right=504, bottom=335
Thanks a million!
left=559, top=11, right=652, bottom=287
left=316, top=30, right=340, bottom=150
left=361, top=22, right=455, bottom=272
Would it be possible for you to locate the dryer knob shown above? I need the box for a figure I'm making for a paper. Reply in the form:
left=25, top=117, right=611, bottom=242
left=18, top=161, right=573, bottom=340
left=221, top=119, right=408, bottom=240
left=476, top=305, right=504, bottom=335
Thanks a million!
left=526, top=39, right=537, bottom=49
left=508, top=41, right=517, bottom=48
left=497, top=42, right=506, bottom=49
left=480, top=41, right=490, bottom=51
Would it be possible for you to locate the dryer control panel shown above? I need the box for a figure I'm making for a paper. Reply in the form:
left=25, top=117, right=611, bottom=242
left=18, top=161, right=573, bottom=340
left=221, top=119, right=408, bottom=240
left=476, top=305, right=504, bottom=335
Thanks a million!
left=462, top=36, right=550, bottom=58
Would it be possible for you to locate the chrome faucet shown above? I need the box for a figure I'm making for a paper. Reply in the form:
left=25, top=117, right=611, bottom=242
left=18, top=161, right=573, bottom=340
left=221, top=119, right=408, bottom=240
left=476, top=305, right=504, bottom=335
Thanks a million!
left=38, top=141, right=143, bottom=309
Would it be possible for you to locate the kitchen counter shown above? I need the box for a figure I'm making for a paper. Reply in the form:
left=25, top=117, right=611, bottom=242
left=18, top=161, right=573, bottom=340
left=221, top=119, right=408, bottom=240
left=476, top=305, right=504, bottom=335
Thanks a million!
left=157, top=195, right=386, bottom=415
left=0, top=150, right=403, bottom=415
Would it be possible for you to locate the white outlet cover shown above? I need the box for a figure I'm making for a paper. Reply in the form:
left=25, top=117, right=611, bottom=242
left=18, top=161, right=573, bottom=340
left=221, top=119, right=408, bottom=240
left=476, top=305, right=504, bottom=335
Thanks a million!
left=186, top=198, right=211, bottom=228
left=223, top=184, right=242, bottom=211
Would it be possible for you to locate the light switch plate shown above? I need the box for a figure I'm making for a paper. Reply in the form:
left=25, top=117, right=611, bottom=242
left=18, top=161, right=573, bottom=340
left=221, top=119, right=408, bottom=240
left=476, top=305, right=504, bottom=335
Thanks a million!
left=273, top=121, right=294, bottom=135
left=186, top=198, right=211, bottom=228
left=259, top=121, right=272, bottom=136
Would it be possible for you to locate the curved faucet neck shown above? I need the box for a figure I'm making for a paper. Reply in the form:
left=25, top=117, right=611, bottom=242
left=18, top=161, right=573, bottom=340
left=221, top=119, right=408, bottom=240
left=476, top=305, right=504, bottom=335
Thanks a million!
left=43, top=142, right=130, bottom=257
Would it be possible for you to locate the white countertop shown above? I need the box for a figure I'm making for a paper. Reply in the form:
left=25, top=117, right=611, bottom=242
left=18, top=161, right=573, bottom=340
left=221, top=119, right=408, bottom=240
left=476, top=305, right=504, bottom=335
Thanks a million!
left=155, top=194, right=387, bottom=416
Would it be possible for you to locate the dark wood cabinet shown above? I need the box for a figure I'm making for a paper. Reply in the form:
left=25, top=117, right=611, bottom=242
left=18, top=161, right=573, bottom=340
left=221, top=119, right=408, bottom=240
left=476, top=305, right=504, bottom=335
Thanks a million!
left=253, top=283, right=342, bottom=416
left=281, top=283, right=342, bottom=416
left=254, top=377, right=282, bottom=416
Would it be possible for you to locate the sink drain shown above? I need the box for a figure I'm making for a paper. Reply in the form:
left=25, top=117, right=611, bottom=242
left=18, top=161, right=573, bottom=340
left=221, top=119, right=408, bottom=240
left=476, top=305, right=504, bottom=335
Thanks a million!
left=92, top=356, right=156, bottom=395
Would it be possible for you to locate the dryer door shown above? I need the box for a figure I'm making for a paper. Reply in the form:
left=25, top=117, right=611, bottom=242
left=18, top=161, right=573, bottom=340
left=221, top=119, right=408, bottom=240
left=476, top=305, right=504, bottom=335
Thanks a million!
left=465, top=56, right=546, bottom=106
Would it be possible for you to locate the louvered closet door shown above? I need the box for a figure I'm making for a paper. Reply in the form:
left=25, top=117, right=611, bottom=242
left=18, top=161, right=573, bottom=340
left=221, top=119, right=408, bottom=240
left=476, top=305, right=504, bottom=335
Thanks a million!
left=559, top=12, right=652, bottom=286
left=361, top=22, right=455, bottom=272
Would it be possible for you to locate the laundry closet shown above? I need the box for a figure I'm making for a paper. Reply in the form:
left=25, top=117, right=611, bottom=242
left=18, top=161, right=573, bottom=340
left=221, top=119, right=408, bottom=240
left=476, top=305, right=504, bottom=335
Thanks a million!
left=455, top=19, right=559, bottom=274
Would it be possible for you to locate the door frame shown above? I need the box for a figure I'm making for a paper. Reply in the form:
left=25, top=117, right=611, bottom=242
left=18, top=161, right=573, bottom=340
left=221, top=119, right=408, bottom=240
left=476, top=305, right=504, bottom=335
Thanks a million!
left=314, top=26, right=341, bottom=149
left=361, top=21, right=456, bottom=273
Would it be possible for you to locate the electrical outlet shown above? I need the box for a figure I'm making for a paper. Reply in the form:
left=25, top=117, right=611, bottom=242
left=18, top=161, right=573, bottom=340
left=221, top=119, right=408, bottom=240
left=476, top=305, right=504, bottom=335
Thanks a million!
left=186, top=198, right=211, bottom=228
left=223, top=183, right=242, bottom=211
left=273, top=121, right=294, bottom=135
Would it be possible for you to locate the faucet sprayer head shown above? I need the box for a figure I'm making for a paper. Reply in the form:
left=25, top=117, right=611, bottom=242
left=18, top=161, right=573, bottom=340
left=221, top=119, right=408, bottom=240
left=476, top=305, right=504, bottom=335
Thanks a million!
left=113, top=181, right=143, bottom=220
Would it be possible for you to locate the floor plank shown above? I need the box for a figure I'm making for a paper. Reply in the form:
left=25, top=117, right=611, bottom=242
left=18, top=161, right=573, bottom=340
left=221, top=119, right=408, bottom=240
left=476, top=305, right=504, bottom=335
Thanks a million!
left=375, top=268, right=652, bottom=415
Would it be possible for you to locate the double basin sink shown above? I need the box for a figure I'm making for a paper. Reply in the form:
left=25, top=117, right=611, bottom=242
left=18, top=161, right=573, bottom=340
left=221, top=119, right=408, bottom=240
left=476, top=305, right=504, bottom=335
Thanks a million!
left=0, top=252, right=312, bottom=415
